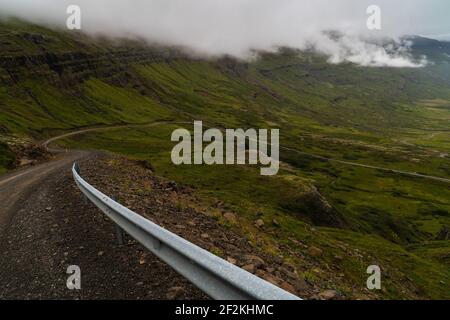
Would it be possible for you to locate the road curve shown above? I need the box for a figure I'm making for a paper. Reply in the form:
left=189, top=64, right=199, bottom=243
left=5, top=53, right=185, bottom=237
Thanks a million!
left=0, top=121, right=188, bottom=233
left=282, top=146, right=450, bottom=184
left=0, top=121, right=204, bottom=300
left=0, top=150, right=89, bottom=234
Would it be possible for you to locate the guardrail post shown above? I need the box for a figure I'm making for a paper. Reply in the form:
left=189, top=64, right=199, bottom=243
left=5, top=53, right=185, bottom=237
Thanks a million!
left=111, top=196, right=125, bottom=246
left=115, top=224, right=125, bottom=246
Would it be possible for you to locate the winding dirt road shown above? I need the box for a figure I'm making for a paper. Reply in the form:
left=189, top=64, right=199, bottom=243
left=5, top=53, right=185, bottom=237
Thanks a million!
left=0, top=122, right=204, bottom=299
left=282, top=146, right=450, bottom=184
left=0, top=151, right=88, bottom=235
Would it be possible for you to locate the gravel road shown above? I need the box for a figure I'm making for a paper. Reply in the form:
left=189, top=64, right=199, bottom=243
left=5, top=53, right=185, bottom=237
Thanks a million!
left=0, top=151, right=206, bottom=299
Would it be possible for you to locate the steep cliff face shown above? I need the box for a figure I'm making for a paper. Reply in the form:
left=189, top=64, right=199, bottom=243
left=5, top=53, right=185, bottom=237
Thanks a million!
left=0, top=46, right=185, bottom=87
left=0, top=21, right=186, bottom=138
left=0, top=19, right=186, bottom=89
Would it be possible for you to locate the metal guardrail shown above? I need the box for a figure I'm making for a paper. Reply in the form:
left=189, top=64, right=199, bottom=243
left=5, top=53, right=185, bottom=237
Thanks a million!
left=72, top=163, right=301, bottom=300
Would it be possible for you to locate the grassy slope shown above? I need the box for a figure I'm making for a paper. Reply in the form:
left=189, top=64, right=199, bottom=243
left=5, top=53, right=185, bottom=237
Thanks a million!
left=61, top=125, right=450, bottom=299
left=0, top=142, right=14, bottom=174
left=0, top=21, right=449, bottom=298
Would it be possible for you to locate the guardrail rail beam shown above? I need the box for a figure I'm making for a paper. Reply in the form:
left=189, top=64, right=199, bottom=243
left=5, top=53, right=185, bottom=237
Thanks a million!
left=72, top=162, right=301, bottom=300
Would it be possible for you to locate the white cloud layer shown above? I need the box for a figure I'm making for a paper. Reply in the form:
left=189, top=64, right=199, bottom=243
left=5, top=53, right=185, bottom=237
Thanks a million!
left=1, top=0, right=448, bottom=67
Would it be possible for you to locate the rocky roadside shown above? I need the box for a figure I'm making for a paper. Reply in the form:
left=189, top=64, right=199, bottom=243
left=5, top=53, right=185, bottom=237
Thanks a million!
left=0, top=153, right=205, bottom=300
left=80, top=155, right=321, bottom=299
left=0, top=134, right=52, bottom=169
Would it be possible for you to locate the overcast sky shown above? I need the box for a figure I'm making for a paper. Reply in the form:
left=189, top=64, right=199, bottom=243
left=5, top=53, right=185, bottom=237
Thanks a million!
left=1, top=0, right=449, bottom=66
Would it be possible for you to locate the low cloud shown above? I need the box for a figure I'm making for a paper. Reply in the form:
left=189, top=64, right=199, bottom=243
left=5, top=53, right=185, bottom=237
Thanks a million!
left=317, top=35, right=427, bottom=67
left=0, top=0, right=446, bottom=67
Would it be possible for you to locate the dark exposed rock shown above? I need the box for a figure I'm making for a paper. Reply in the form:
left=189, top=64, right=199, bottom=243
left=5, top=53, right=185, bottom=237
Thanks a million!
left=0, top=45, right=185, bottom=89
left=436, top=226, right=449, bottom=240
left=18, top=32, right=47, bottom=45
left=281, top=186, right=347, bottom=228
left=318, top=289, right=339, bottom=300
left=136, top=159, right=154, bottom=172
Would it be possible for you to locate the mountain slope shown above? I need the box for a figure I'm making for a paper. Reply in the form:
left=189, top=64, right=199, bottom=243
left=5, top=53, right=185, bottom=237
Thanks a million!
left=0, top=19, right=449, bottom=299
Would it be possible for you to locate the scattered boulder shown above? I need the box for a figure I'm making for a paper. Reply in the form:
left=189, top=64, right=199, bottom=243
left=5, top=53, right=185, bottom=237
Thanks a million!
left=242, top=264, right=256, bottom=274
left=255, top=219, right=265, bottom=228
left=308, top=246, right=323, bottom=257
left=19, top=158, right=37, bottom=166
left=318, top=290, right=338, bottom=300
left=136, top=159, right=154, bottom=172
left=436, top=226, right=449, bottom=240
left=166, top=286, right=185, bottom=300
left=279, top=281, right=296, bottom=294
left=292, top=277, right=310, bottom=292
left=19, top=32, right=46, bottom=45
left=256, top=270, right=282, bottom=286
left=188, top=220, right=196, bottom=227
left=223, top=212, right=237, bottom=223
left=244, top=254, right=265, bottom=268
left=281, top=186, right=347, bottom=228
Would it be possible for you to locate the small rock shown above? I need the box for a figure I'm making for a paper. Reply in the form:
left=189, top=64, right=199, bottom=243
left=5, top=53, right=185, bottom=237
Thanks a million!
left=166, top=286, right=185, bottom=300
left=97, top=251, right=104, bottom=256
left=201, top=233, right=210, bottom=239
left=280, top=281, right=296, bottom=294
left=308, top=246, right=323, bottom=257
left=318, top=290, right=338, bottom=300
left=242, top=264, right=256, bottom=274
left=255, top=219, right=265, bottom=228
left=45, top=207, right=52, bottom=212
left=258, top=271, right=281, bottom=286
left=244, top=255, right=265, bottom=268
left=223, top=212, right=237, bottom=223
left=227, top=257, right=237, bottom=265
left=293, top=278, right=310, bottom=292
